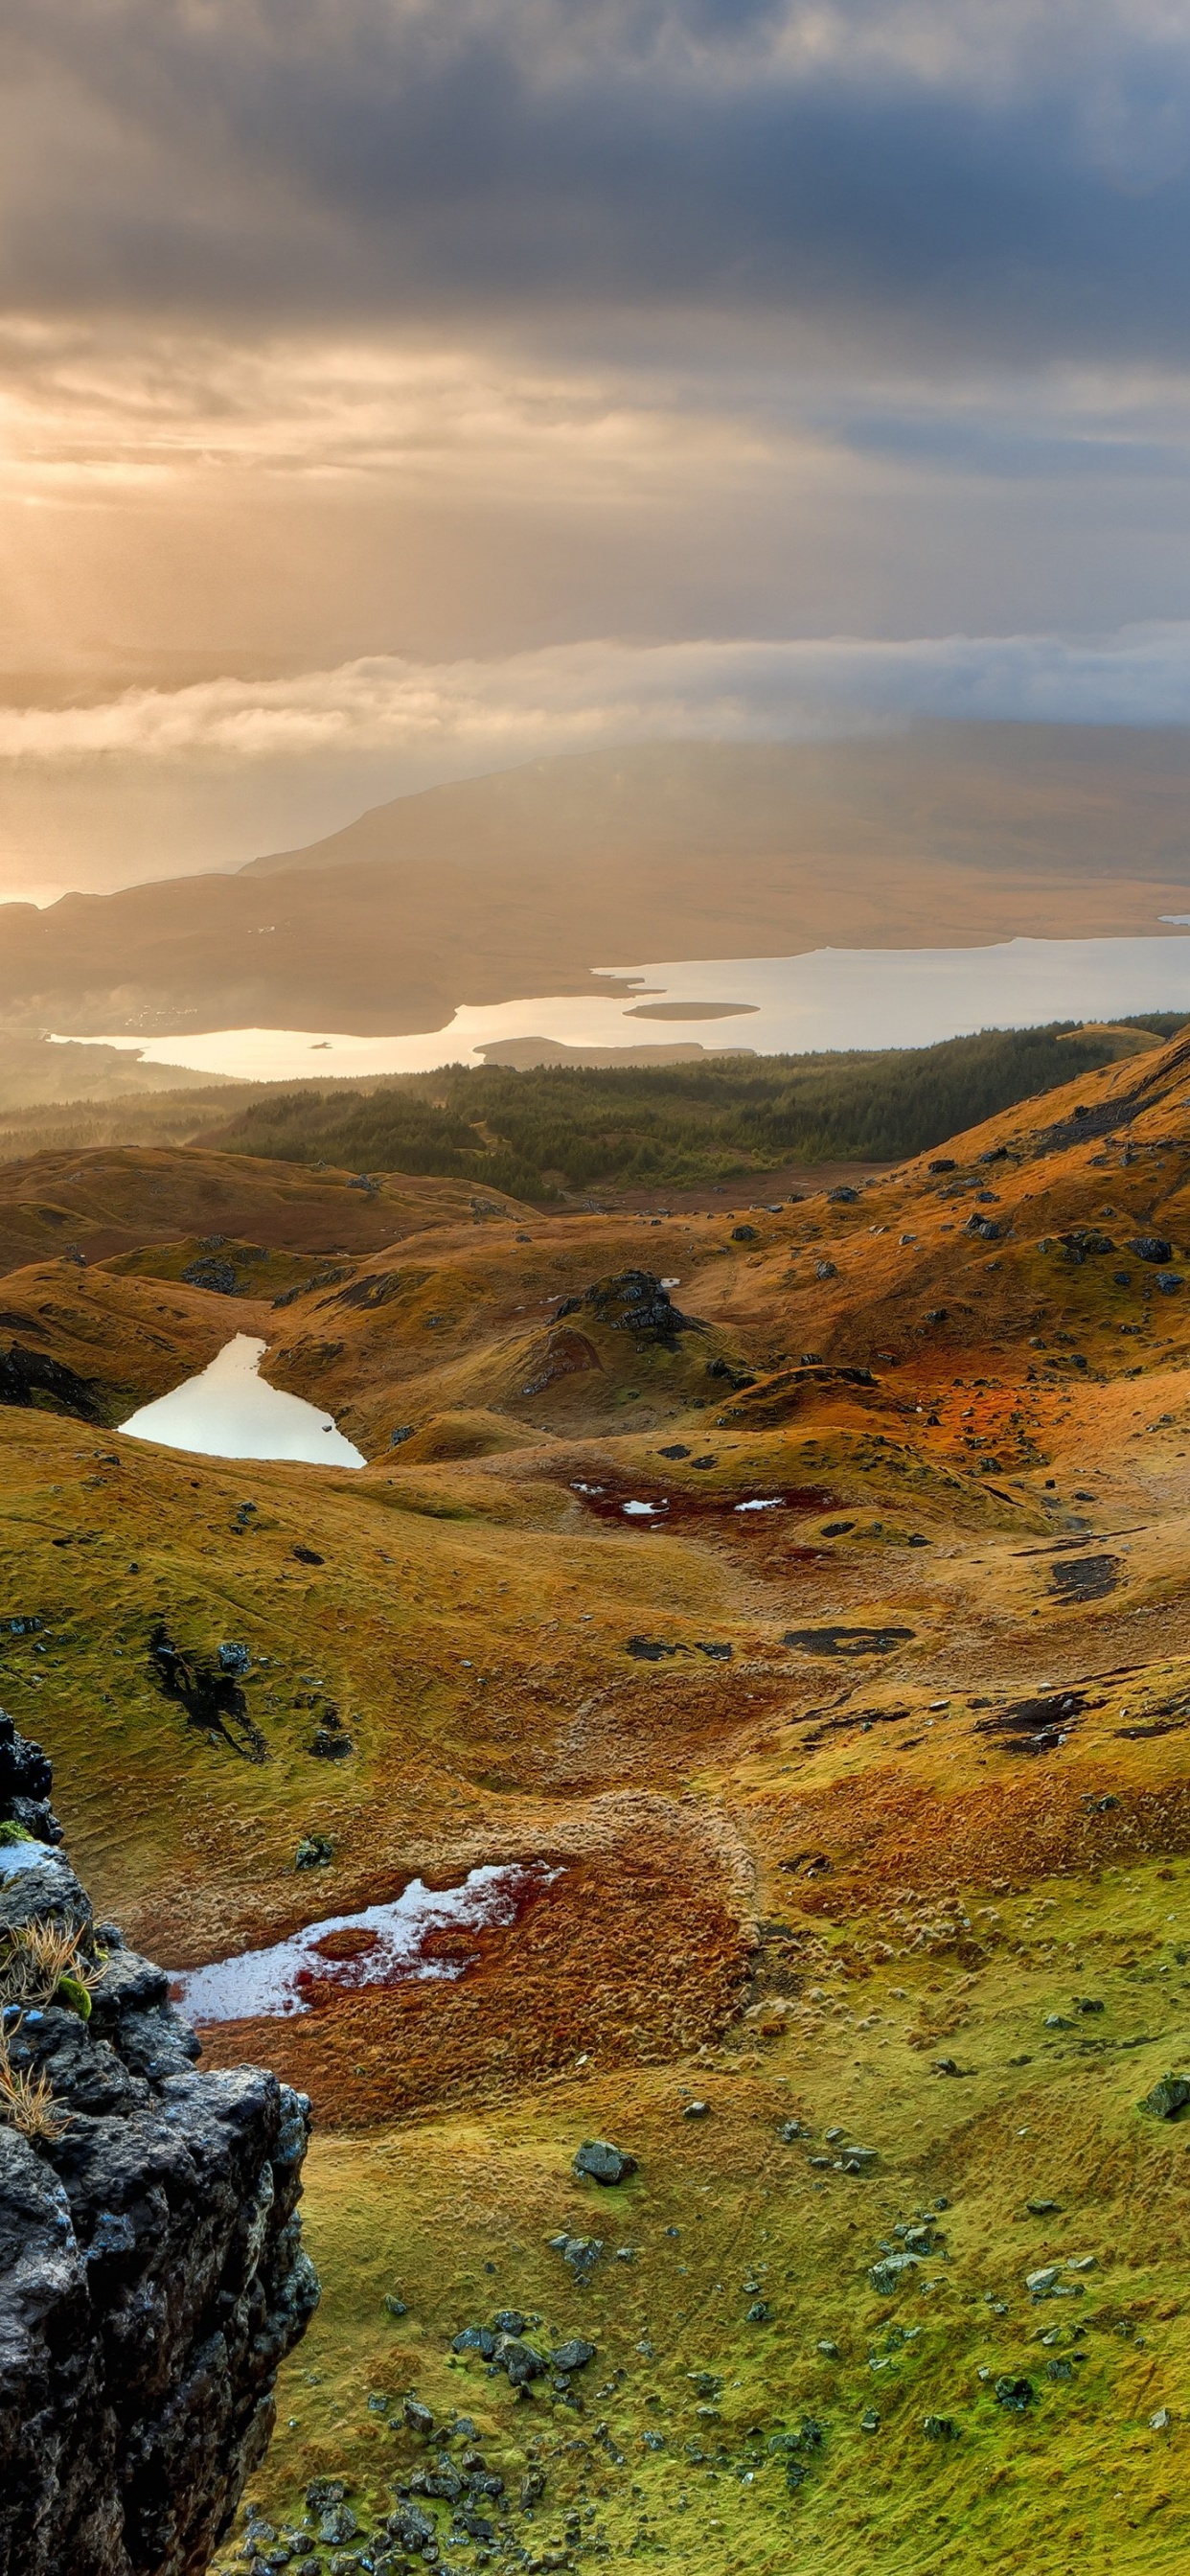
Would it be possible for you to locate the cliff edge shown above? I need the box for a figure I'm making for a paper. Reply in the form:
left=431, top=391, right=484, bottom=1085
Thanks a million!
left=0, top=1713, right=319, bottom=2576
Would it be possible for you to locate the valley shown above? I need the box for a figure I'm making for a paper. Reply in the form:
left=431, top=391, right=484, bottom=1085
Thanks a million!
left=4, top=1029, right=1190, bottom=2571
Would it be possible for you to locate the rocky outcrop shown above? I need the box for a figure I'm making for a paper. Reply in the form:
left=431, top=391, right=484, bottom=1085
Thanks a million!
left=0, top=1343, right=104, bottom=1424
left=0, top=1719, right=319, bottom=2576
left=555, top=1271, right=702, bottom=1339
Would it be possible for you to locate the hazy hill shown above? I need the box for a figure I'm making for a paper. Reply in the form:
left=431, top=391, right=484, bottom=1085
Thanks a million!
left=3, top=726, right=1190, bottom=1038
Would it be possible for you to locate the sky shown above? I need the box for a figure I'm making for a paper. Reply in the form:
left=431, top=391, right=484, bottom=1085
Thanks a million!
left=4, top=0, right=1190, bottom=897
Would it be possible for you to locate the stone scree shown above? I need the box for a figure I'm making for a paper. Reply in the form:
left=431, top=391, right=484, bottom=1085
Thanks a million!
left=0, top=1714, right=320, bottom=2576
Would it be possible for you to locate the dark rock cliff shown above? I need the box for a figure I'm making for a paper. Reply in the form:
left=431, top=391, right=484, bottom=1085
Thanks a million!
left=0, top=1715, right=319, bottom=2576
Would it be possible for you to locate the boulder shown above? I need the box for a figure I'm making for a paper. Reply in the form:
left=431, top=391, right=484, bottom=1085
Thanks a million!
left=868, top=2253, right=918, bottom=2294
left=555, top=1273, right=701, bottom=1341
left=1140, top=2073, right=1190, bottom=2120
left=573, top=2138, right=637, bottom=2185
left=387, top=2503, right=436, bottom=2551
left=492, top=2334, right=546, bottom=2387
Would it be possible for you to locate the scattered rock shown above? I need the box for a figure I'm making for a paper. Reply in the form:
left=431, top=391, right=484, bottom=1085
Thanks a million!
left=309, top=1727, right=353, bottom=1760
left=556, top=1272, right=702, bottom=1340
left=294, top=1832, right=333, bottom=1870
left=551, top=2338, right=596, bottom=2373
left=923, top=2416, right=956, bottom=2440
left=625, top=1636, right=732, bottom=1662
left=1140, top=2073, right=1190, bottom=2120
left=548, top=2232, right=605, bottom=2279
left=452, top=2326, right=496, bottom=2358
left=1128, top=1235, right=1173, bottom=1263
left=1151, top=2408, right=1173, bottom=2431
left=181, top=1257, right=239, bottom=1295
left=387, top=2503, right=436, bottom=2551
left=494, top=2334, right=547, bottom=2386
left=783, top=1624, right=914, bottom=1658
left=0, top=1710, right=61, bottom=1845
left=573, top=2138, right=637, bottom=2185
left=730, top=1225, right=757, bottom=1242
left=682, top=2100, right=710, bottom=2120
left=403, top=2396, right=434, bottom=2436
left=149, top=1625, right=267, bottom=1761
left=292, top=1545, right=325, bottom=1566
left=1049, top=1554, right=1118, bottom=1605
left=318, top=2506, right=358, bottom=2546
left=974, top=1687, right=1090, bottom=1754
left=868, top=2253, right=918, bottom=2294
left=994, top=2378, right=1035, bottom=2412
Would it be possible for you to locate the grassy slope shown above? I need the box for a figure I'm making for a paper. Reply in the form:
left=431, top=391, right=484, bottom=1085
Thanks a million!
left=7, top=1038, right=1190, bottom=2567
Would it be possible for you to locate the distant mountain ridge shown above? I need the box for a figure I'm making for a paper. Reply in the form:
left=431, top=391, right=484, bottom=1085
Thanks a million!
left=2, top=726, right=1190, bottom=1040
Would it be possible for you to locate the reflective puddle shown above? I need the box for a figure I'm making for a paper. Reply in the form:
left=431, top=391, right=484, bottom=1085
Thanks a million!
left=172, top=1862, right=554, bottom=2022
left=119, top=1334, right=365, bottom=1466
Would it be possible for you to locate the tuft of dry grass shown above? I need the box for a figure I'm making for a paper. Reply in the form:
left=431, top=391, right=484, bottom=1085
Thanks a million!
left=0, top=1920, right=103, bottom=2016
left=0, top=2019, right=70, bottom=2142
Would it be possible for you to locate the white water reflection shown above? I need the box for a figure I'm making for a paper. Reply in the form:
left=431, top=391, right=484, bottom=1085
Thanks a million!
left=60, top=930, right=1190, bottom=1079
left=119, top=1334, right=364, bottom=1467
left=172, top=1862, right=548, bottom=2021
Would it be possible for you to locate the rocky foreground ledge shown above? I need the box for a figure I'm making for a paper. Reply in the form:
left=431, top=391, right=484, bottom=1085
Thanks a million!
left=0, top=1714, right=319, bottom=2576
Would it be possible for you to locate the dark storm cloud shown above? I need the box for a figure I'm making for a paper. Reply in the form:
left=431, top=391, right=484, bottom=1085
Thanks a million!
left=2, top=0, right=1190, bottom=361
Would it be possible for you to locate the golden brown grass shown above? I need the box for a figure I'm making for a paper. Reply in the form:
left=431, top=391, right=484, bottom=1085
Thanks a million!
left=0, top=2020, right=70, bottom=2142
left=0, top=1919, right=102, bottom=2015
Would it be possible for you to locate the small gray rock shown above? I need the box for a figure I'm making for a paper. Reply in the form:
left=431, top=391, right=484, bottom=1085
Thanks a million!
left=317, top=2507, right=357, bottom=2546
left=868, top=2253, right=918, bottom=2295
left=387, top=2502, right=436, bottom=2550
left=573, top=2138, right=637, bottom=2185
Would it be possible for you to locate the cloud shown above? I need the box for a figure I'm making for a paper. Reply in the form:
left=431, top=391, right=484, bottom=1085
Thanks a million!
left=3, top=0, right=1190, bottom=362
left=4, top=626, right=1190, bottom=770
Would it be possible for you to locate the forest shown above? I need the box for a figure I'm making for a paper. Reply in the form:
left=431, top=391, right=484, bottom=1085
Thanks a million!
left=201, top=1016, right=1186, bottom=1199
